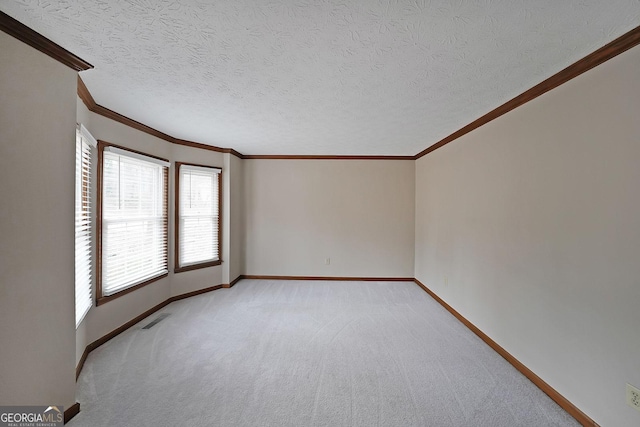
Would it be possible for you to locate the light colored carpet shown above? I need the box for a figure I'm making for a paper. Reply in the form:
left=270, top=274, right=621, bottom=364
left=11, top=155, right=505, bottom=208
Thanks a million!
left=70, top=280, right=580, bottom=426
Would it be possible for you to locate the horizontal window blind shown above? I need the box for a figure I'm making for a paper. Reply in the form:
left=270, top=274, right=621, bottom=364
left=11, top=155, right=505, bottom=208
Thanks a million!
left=102, top=148, right=168, bottom=296
left=178, top=164, right=221, bottom=267
left=75, top=125, right=96, bottom=327
left=104, top=146, right=170, bottom=167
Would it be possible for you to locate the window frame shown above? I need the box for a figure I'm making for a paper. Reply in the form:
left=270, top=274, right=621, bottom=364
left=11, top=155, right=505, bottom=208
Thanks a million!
left=96, top=140, right=169, bottom=305
left=174, top=162, right=223, bottom=273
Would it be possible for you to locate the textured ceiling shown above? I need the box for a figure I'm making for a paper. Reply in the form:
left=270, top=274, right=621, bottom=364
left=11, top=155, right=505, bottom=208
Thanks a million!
left=2, top=1, right=640, bottom=155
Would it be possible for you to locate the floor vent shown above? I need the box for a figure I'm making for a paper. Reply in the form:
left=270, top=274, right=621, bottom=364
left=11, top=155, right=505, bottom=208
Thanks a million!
left=142, top=313, right=171, bottom=329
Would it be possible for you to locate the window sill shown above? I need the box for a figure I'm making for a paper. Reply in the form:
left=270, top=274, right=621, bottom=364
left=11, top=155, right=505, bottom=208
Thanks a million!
left=96, top=272, right=169, bottom=306
left=174, top=259, right=222, bottom=274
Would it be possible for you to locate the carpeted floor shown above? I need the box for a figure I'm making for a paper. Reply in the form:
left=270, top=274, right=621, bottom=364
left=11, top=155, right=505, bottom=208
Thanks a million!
left=70, top=280, right=580, bottom=426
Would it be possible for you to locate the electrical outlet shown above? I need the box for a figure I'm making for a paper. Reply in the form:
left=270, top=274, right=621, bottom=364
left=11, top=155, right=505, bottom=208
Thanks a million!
left=628, top=384, right=640, bottom=412
left=325, top=258, right=330, bottom=265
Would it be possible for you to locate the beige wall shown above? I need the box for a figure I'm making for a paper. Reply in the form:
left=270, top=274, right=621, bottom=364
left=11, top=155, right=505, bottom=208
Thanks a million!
left=229, top=154, right=245, bottom=281
left=414, top=45, right=640, bottom=426
left=244, top=159, right=415, bottom=277
left=0, top=32, right=77, bottom=408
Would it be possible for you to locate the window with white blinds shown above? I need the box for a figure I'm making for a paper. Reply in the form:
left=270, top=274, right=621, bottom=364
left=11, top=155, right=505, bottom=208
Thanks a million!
left=75, top=125, right=95, bottom=327
left=100, top=145, right=169, bottom=298
left=176, top=163, right=221, bottom=270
